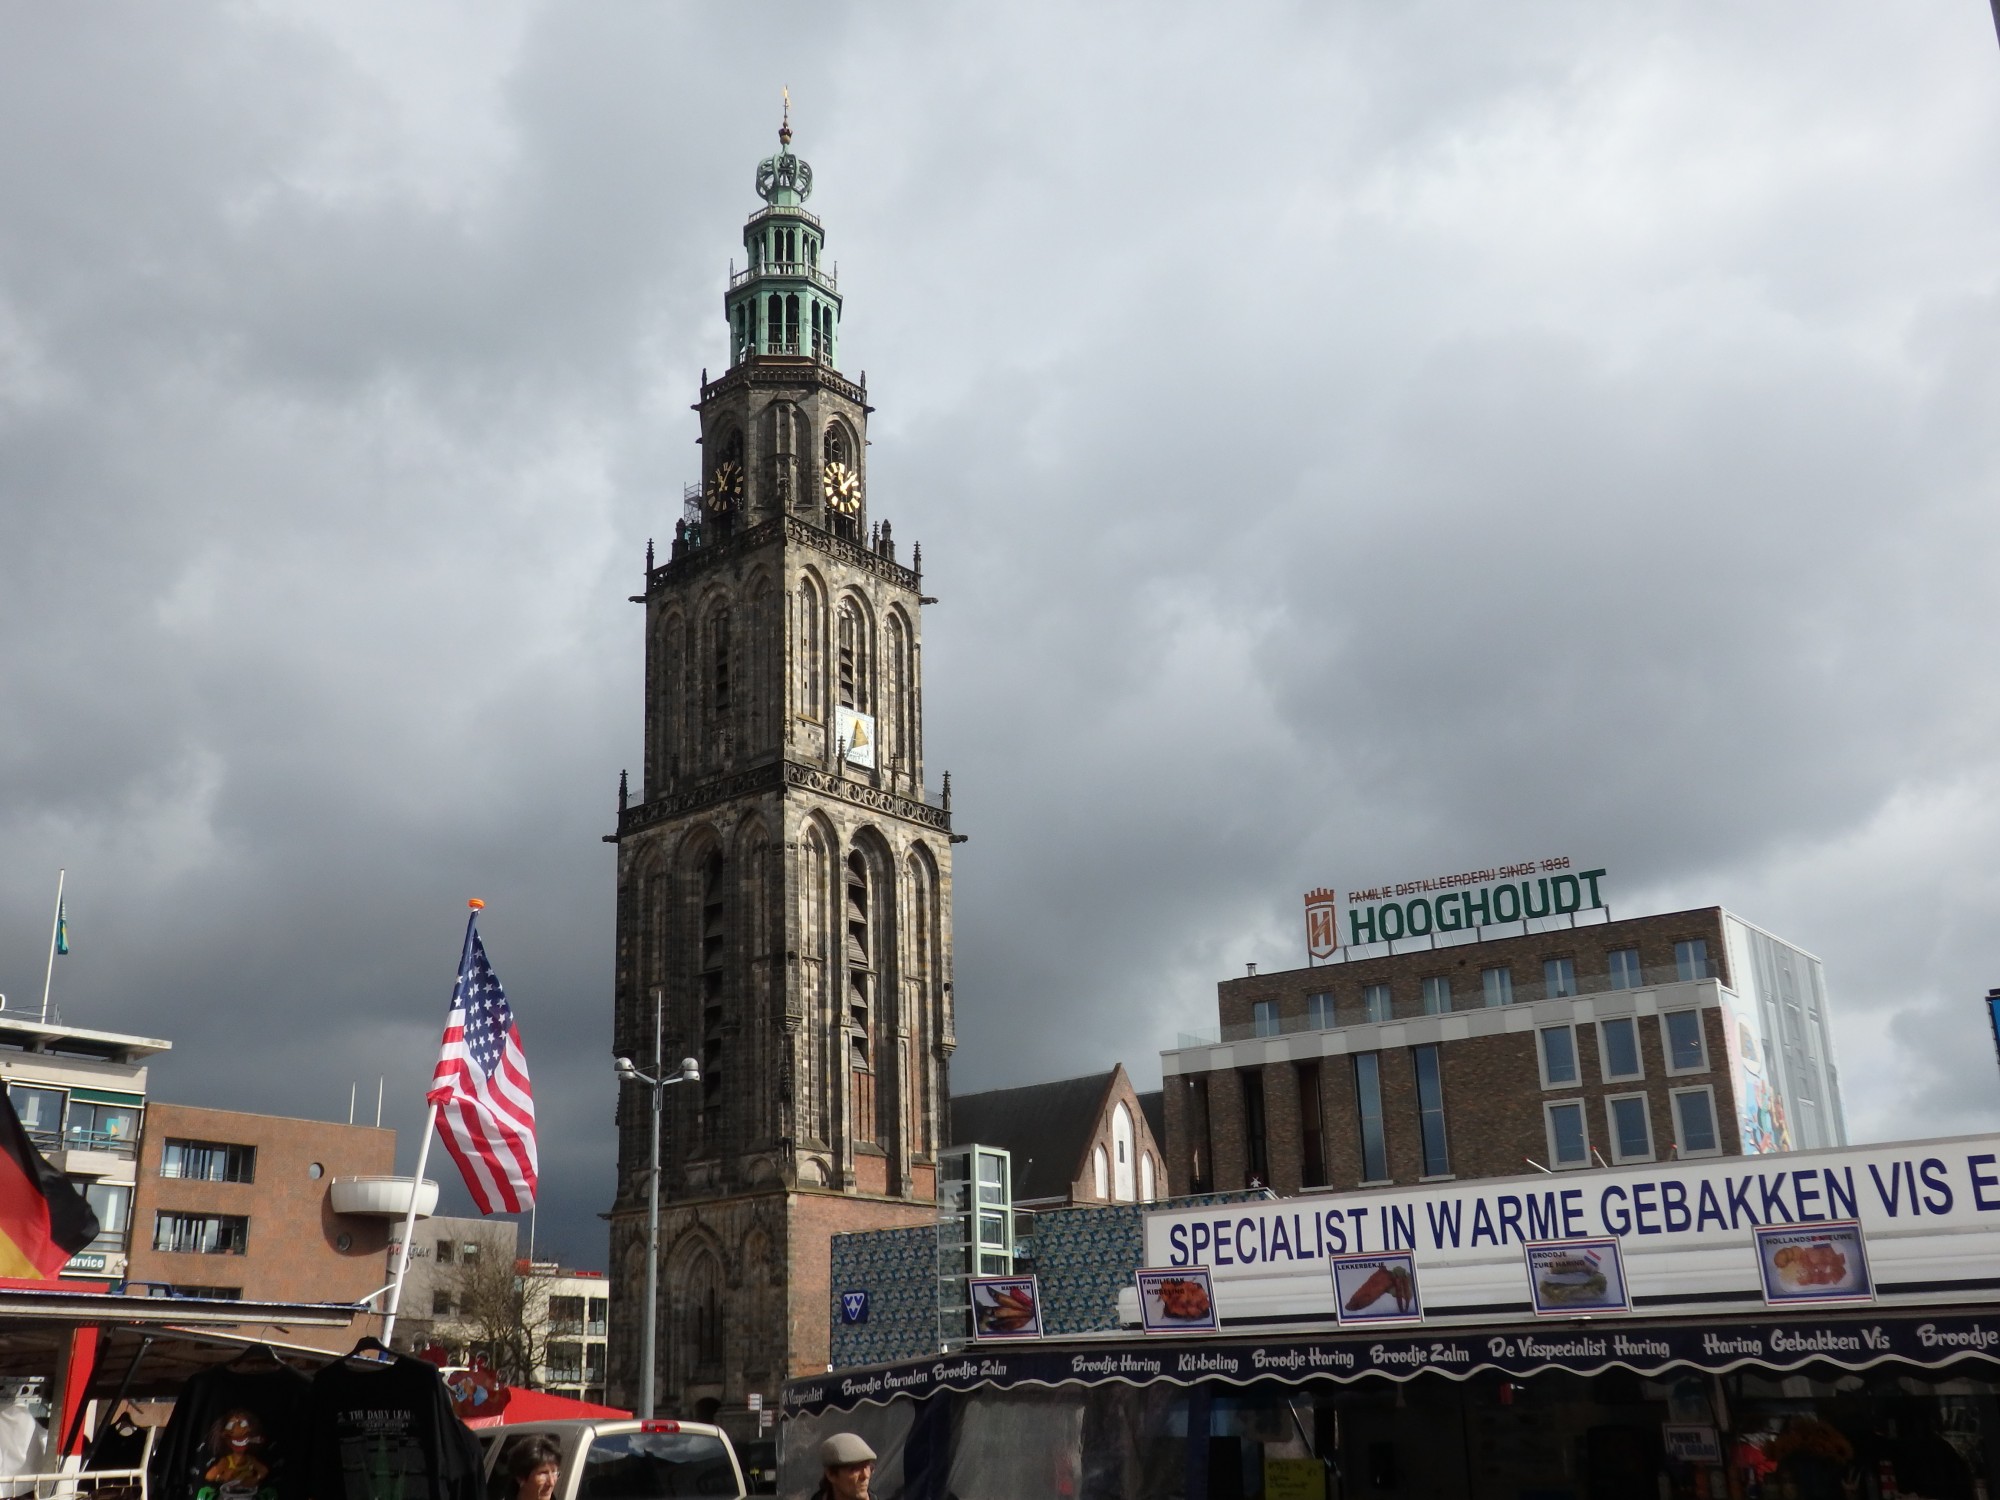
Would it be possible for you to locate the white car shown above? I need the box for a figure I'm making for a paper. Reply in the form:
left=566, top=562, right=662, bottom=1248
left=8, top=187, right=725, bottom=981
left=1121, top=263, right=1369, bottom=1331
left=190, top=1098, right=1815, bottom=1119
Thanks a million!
left=478, top=1418, right=747, bottom=1500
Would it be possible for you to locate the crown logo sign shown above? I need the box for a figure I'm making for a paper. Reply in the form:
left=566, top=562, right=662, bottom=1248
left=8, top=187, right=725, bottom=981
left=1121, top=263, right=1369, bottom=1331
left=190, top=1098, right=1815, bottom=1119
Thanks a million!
left=1304, top=887, right=1338, bottom=906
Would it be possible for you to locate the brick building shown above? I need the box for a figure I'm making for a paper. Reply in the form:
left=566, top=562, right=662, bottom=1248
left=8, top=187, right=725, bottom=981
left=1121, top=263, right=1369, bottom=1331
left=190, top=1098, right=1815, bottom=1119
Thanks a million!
left=1162, top=906, right=1843, bottom=1199
left=126, top=1102, right=400, bottom=1348
left=604, top=116, right=953, bottom=1431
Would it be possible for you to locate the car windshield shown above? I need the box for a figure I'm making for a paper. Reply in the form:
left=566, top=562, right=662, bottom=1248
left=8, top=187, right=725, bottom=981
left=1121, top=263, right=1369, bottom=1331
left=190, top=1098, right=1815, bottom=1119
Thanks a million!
left=582, top=1432, right=738, bottom=1500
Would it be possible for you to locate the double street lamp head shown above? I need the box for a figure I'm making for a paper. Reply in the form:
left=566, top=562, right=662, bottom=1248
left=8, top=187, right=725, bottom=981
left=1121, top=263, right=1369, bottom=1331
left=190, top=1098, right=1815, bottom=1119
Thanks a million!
left=613, top=1055, right=702, bottom=1086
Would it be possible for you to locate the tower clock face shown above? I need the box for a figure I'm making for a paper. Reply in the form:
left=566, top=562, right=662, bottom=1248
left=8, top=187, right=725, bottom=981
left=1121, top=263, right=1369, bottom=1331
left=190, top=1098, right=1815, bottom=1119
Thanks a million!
left=704, top=459, right=744, bottom=513
left=822, top=460, right=862, bottom=514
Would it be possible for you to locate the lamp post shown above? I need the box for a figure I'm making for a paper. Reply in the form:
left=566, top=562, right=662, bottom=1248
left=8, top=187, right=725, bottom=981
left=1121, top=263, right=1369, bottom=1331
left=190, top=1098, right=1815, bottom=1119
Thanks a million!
left=614, top=993, right=700, bottom=1422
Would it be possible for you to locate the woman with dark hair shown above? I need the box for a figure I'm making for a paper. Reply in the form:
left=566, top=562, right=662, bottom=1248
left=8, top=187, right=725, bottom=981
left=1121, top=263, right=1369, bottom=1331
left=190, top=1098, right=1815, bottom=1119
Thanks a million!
left=504, top=1436, right=563, bottom=1500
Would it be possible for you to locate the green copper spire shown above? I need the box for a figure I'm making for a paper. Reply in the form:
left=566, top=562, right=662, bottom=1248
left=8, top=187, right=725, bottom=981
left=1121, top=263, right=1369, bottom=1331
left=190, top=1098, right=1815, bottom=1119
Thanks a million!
left=724, top=93, right=842, bottom=368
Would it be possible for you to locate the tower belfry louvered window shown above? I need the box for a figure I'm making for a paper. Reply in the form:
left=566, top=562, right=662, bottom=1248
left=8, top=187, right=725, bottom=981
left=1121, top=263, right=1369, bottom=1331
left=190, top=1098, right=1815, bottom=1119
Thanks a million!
left=610, top=96, right=954, bottom=1422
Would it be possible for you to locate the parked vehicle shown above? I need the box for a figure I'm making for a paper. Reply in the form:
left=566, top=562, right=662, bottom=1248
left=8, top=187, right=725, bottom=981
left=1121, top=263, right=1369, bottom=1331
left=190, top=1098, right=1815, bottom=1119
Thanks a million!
left=478, top=1418, right=746, bottom=1500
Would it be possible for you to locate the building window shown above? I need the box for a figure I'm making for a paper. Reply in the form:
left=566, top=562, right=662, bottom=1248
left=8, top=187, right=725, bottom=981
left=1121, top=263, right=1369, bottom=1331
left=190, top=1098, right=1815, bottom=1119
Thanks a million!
left=1141, top=1151, right=1157, bottom=1201
left=435, top=1240, right=455, bottom=1264
left=1298, top=1062, right=1327, bottom=1189
left=1412, top=1046, right=1449, bottom=1177
left=432, top=1290, right=455, bottom=1317
left=1608, top=947, right=1643, bottom=990
left=1421, top=976, right=1451, bottom=1015
left=1252, top=1000, right=1280, bottom=1038
left=459, top=1241, right=481, bottom=1265
left=587, top=1298, right=609, bottom=1337
left=550, top=1297, right=586, bottom=1336
left=7, top=1087, right=62, bottom=1149
left=152, top=1212, right=248, bottom=1256
left=1598, top=1017, right=1643, bottom=1081
left=1306, top=992, right=1334, bottom=1030
left=547, top=1342, right=584, bottom=1386
left=159, top=1140, right=256, bottom=1184
left=153, top=1284, right=240, bottom=1300
left=1603, top=1095, right=1653, bottom=1163
left=83, top=1183, right=130, bottom=1245
left=1538, top=1026, right=1579, bottom=1088
left=1675, top=939, right=1711, bottom=982
left=1661, top=1010, right=1708, bottom=1074
left=1673, top=1087, right=1721, bottom=1156
left=1092, top=1145, right=1108, bottom=1199
left=1480, top=966, right=1512, bottom=1007
left=1362, top=984, right=1391, bottom=1023
left=65, top=1101, right=140, bottom=1153
left=1543, top=957, right=1577, bottom=998
left=1240, top=1070, right=1269, bottom=1186
left=1187, top=1076, right=1213, bottom=1194
left=1353, top=1054, right=1388, bottom=1184
left=1544, top=1100, right=1590, bottom=1169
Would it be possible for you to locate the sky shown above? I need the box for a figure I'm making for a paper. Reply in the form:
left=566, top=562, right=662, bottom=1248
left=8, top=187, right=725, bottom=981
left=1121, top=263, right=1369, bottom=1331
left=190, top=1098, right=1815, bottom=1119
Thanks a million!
left=2, top=3, right=1999, bottom=1269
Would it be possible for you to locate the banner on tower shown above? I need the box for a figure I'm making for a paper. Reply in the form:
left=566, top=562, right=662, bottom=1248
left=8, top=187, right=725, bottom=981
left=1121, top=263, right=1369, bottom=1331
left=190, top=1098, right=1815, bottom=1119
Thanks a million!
left=837, top=707, right=876, bottom=769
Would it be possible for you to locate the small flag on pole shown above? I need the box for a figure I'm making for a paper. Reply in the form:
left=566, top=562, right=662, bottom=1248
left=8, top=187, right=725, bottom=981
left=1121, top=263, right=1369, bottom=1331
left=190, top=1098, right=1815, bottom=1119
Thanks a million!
left=427, top=919, right=537, bottom=1214
left=53, top=900, right=67, bottom=957
left=0, top=1092, right=98, bottom=1279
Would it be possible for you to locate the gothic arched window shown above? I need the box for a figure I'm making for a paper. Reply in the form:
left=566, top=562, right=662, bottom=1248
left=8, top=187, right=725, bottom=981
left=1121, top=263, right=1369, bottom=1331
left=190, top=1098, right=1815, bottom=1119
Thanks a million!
left=884, top=611, right=910, bottom=779
left=1113, top=1102, right=1136, bottom=1202
left=797, top=576, right=825, bottom=722
left=1093, top=1145, right=1109, bottom=1201
left=836, top=600, right=871, bottom=714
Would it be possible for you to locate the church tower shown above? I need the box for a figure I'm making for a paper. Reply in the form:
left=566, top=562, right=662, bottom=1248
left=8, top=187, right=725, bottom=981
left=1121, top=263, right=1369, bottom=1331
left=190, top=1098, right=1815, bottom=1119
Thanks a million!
left=606, top=112, right=955, bottom=1428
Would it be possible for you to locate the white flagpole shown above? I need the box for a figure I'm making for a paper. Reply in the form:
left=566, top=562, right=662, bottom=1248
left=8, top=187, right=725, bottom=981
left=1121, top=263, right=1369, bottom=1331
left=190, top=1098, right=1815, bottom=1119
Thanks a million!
left=380, top=900, right=483, bottom=1350
left=39, top=870, right=65, bottom=1024
left=380, top=1100, right=440, bottom=1349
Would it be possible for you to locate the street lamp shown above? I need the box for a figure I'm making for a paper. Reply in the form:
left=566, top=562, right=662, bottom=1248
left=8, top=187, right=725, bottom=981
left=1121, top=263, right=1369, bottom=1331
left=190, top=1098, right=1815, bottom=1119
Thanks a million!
left=615, top=994, right=700, bottom=1422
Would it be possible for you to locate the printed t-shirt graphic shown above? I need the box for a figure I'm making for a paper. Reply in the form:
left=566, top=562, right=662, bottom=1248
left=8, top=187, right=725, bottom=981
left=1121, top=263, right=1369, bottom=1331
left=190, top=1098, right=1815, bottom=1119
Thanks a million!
left=308, top=1353, right=482, bottom=1500
left=149, top=1367, right=311, bottom=1500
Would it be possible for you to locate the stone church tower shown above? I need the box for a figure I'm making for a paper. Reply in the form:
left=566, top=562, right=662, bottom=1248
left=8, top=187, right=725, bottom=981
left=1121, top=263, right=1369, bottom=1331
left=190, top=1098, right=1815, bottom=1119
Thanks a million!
left=605, top=116, right=955, bottom=1428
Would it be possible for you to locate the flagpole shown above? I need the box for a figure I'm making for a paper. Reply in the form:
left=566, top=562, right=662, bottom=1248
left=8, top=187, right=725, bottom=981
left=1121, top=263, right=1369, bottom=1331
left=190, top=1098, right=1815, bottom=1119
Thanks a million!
left=39, top=870, right=64, bottom=1024
left=381, top=902, right=483, bottom=1349
left=380, top=1100, right=439, bottom=1349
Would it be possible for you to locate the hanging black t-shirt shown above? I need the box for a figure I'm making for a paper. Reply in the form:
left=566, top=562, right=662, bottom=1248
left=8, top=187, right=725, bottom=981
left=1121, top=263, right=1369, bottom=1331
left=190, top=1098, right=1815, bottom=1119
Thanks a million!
left=308, top=1353, right=482, bottom=1500
left=149, top=1366, right=313, bottom=1500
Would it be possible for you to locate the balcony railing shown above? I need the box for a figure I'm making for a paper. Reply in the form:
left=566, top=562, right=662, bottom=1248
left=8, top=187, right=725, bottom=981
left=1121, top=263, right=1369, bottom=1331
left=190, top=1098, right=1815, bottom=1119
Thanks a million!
left=1178, top=963, right=1719, bottom=1048
left=729, top=260, right=838, bottom=294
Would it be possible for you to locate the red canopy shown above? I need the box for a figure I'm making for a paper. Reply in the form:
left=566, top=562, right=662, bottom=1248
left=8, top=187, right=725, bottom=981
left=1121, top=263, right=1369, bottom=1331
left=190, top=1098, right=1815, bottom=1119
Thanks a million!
left=462, top=1386, right=631, bottom=1428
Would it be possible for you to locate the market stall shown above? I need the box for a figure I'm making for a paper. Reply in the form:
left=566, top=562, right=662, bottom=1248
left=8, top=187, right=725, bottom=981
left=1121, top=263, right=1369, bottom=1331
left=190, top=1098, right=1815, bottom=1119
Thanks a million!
left=785, top=1133, right=2000, bottom=1499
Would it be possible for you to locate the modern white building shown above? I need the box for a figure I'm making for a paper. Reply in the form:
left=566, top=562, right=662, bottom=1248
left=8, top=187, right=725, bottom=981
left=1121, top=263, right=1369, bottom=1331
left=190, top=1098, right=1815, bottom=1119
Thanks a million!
left=0, top=1013, right=170, bottom=1282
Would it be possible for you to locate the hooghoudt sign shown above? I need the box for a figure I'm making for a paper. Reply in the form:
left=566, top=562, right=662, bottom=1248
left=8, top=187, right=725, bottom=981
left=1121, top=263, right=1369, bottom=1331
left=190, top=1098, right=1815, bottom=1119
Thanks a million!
left=1305, top=858, right=1602, bottom=956
left=1145, top=1137, right=2000, bottom=1281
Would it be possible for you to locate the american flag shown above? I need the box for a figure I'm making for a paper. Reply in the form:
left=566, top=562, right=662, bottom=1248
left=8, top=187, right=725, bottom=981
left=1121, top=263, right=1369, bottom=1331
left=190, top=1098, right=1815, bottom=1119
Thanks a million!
left=428, top=923, right=537, bottom=1214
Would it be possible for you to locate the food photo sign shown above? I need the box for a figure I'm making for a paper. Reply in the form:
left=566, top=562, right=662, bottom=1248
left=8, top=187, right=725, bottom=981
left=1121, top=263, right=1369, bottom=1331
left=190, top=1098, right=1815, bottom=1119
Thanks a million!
left=1330, top=1252, right=1422, bottom=1326
left=1523, top=1237, right=1630, bottom=1316
left=968, top=1275, right=1044, bottom=1340
left=1135, top=1266, right=1218, bottom=1334
left=1753, top=1221, right=1873, bottom=1306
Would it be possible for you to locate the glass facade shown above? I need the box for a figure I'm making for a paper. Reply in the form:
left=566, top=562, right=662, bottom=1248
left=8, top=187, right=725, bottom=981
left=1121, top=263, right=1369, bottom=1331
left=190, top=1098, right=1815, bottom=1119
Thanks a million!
left=1354, top=1055, right=1388, bottom=1183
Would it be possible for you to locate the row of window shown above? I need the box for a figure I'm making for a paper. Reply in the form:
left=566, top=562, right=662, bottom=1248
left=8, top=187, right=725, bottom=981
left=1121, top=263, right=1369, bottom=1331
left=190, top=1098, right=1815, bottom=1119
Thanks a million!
left=548, top=1295, right=611, bottom=1338
left=1218, top=1019, right=1721, bottom=1192
left=1545, top=1088, right=1721, bottom=1169
left=1249, top=940, right=1713, bottom=1035
left=7, top=1084, right=141, bottom=1156
left=160, top=1138, right=256, bottom=1183
left=152, top=1211, right=248, bottom=1255
left=1537, top=1011, right=1710, bottom=1087
left=542, top=1341, right=607, bottom=1385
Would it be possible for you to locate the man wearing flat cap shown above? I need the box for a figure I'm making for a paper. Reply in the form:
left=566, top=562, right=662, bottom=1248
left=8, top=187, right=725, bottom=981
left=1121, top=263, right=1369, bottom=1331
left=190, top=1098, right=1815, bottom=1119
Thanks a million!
left=814, top=1433, right=876, bottom=1499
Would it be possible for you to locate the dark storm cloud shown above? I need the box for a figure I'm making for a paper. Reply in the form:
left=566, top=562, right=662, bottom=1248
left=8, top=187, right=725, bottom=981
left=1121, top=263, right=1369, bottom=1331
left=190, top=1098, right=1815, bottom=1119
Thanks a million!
left=2, top=2, right=1997, bottom=1260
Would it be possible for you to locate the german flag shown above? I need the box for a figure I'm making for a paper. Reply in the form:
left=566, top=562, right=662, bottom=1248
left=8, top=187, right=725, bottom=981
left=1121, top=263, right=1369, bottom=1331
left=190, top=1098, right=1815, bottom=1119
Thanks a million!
left=0, top=1092, right=97, bottom=1279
